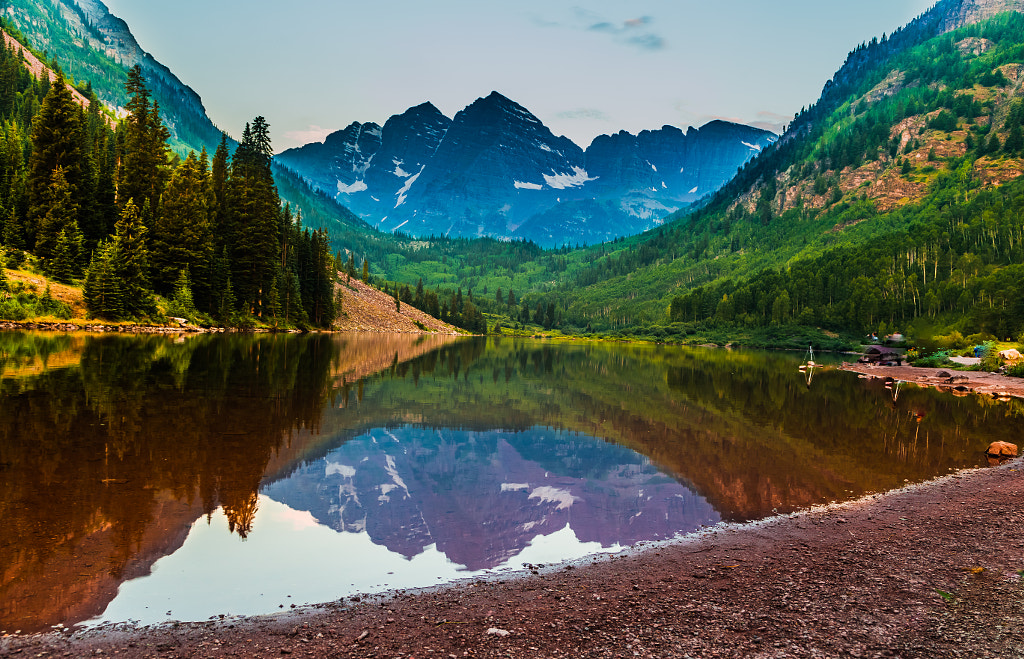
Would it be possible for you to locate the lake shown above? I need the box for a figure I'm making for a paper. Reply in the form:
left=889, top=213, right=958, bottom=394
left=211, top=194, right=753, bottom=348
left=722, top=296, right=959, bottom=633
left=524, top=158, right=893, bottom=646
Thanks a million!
left=0, top=331, right=1017, bottom=633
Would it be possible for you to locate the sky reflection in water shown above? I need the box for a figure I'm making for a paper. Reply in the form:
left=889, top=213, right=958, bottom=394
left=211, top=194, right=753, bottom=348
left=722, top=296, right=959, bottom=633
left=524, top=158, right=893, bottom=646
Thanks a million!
left=1, top=331, right=1013, bottom=632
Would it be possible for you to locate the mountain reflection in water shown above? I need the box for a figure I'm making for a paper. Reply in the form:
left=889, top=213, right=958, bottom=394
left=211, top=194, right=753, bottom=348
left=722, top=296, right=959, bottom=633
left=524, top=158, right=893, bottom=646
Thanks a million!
left=1, top=331, right=1018, bottom=633
left=264, top=427, right=718, bottom=571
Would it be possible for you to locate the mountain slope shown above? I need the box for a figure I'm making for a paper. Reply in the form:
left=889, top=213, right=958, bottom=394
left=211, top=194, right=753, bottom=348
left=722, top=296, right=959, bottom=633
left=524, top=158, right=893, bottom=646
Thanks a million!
left=2, top=0, right=224, bottom=154
left=277, top=92, right=775, bottom=247
left=529, top=9, right=1024, bottom=340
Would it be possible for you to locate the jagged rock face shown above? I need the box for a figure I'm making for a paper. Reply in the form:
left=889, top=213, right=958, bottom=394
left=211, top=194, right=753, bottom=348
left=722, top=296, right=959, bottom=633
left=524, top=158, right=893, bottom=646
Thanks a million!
left=3, top=0, right=221, bottom=150
left=938, top=0, right=1024, bottom=32
left=277, top=92, right=776, bottom=246
left=394, top=92, right=588, bottom=238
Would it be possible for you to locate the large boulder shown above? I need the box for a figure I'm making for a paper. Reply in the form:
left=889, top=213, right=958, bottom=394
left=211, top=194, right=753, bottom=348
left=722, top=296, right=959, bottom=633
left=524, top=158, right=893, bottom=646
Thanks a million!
left=998, top=348, right=1022, bottom=361
left=986, top=441, right=1018, bottom=458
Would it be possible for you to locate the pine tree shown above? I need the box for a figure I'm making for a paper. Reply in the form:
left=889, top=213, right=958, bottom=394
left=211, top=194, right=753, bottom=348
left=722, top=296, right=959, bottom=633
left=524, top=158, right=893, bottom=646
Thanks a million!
left=118, top=65, right=170, bottom=219
left=167, top=267, right=196, bottom=317
left=1005, top=124, right=1023, bottom=155
left=49, top=223, right=83, bottom=283
left=2, top=207, right=23, bottom=251
left=211, top=131, right=230, bottom=237
left=281, top=267, right=307, bottom=326
left=28, top=68, right=83, bottom=250
left=113, top=199, right=155, bottom=318
left=986, top=133, right=1001, bottom=155
left=35, top=166, right=78, bottom=264
left=225, top=117, right=280, bottom=317
left=346, top=252, right=355, bottom=281
left=151, top=152, right=215, bottom=305
left=83, top=240, right=123, bottom=320
left=220, top=273, right=236, bottom=321
left=361, top=258, right=369, bottom=283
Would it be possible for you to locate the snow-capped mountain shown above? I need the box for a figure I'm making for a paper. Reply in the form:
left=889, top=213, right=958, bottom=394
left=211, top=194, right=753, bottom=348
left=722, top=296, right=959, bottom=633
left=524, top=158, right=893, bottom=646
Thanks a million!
left=262, top=427, right=720, bottom=571
left=276, top=92, right=777, bottom=247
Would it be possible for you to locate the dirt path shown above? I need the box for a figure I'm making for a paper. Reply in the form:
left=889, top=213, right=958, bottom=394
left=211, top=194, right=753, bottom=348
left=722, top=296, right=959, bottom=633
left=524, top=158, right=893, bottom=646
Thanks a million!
left=841, top=362, right=1024, bottom=399
left=4, top=460, right=1021, bottom=658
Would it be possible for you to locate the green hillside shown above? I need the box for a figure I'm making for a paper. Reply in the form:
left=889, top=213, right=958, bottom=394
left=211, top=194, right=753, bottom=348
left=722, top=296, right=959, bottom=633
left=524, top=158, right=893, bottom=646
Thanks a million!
left=512, top=13, right=1024, bottom=342
left=307, top=12, right=1024, bottom=346
left=6, top=1, right=1024, bottom=346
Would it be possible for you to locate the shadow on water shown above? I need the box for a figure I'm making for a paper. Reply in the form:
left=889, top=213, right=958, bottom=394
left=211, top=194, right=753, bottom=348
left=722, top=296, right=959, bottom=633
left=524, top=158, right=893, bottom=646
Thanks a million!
left=1, top=332, right=1019, bottom=632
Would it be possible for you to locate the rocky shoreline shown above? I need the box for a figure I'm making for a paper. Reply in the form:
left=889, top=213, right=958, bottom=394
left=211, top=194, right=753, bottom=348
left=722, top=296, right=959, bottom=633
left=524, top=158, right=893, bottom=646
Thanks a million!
left=840, top=362, right=1024, bottom=400
left=0, top=320, right=218, bottom=334
left=3, top=459, right=1021, bottom=658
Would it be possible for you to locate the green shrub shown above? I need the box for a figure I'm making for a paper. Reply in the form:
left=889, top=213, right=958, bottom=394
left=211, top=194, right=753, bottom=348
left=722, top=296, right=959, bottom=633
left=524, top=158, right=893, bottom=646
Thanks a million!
left=913, top=350, right=955, bottom=368
left=0, top=298, right=27, bottom=320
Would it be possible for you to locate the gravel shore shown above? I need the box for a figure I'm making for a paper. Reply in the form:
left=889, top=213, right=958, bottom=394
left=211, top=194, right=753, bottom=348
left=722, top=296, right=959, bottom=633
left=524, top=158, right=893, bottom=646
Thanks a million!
left=3, top=459, right=1021, bottom=658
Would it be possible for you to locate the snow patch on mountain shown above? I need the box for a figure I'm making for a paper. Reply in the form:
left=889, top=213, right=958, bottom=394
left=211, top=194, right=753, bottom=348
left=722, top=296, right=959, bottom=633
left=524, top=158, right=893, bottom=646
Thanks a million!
left=543, top=167, right=597, bottom=190
left=326, top=462, right=356, bottom=478
left=529, top=486, right=579, bottom=511
left=338, top=180, right=368, bottom=194
left=395, top=166, right=425, bottom=207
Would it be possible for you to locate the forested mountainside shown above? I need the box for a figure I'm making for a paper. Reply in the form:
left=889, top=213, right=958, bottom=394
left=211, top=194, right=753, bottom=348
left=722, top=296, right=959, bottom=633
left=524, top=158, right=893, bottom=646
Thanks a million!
left=0, top=0, right=222, bottom=154
left=5, top=0, right=1024, bottom=345
left=470, top=11, right=1024, bottom=342
left=290, top=3, right=1024, bottom=345
left=0, top=25, right=339, bottom=328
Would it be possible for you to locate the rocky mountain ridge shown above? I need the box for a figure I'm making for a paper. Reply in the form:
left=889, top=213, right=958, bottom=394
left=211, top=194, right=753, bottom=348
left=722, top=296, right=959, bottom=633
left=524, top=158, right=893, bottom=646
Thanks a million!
left=2, top=0, right=224, bottom=152
left=277, top=92, right=776, bottom=247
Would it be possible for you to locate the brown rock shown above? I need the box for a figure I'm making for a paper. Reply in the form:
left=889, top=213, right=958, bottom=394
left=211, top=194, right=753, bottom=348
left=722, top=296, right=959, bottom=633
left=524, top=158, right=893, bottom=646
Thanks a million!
left=986, top=441, right=1018, bottom=457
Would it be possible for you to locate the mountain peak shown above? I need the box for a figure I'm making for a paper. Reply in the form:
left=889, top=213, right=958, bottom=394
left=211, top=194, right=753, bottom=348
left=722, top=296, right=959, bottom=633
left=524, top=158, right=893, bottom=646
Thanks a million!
left=404, top=101, right=448, bottom=119
left=483, top=90, right=514, bottom=104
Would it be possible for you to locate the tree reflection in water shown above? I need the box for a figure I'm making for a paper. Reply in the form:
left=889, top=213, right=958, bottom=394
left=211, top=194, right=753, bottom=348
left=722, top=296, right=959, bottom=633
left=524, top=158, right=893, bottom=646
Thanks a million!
left=1, top=332, right=1018, bottom=633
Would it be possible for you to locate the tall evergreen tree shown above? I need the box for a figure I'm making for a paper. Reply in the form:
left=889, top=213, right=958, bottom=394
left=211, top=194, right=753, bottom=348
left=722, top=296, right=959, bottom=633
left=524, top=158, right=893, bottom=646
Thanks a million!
left=151, top=152, right=215, bottom=307
left=211, top=131, right=230, bottom=239
left=167, top=267, right=196, bottom=317
left=113, top=199, right=155, bottom=317
left=225, top=117, right=280, bottom=317
left=2, top=207, right=23, bottom=250
left=117, top=65, right=170, bottom=221
left=27, top=68, right=83, bottom=250
left=49, top=226, right=81, bottom=283
left=34, top=165, right=77, bottom=263
left=83, top=240, right=123, bottom=320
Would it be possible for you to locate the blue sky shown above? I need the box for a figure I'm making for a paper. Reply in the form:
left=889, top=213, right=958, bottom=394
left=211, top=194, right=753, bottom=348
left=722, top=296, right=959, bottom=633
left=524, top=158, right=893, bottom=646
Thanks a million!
left=102, top=0, right=937, bottom=151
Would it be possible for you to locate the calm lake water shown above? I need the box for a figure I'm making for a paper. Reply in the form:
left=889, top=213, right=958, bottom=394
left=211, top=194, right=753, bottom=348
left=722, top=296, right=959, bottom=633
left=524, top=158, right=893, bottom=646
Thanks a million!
left=1, top=331, right=1019, bottom=632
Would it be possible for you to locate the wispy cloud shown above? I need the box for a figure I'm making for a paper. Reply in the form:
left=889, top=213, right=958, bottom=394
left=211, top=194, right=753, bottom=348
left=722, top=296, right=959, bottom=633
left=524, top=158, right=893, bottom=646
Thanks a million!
left=556, top=108, right=611, bottom=121
left=587, top=14, right=665, bottom=51
left=284, top=124, right=333, bottom=145
left=534, top=10, right=666, bottom=51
